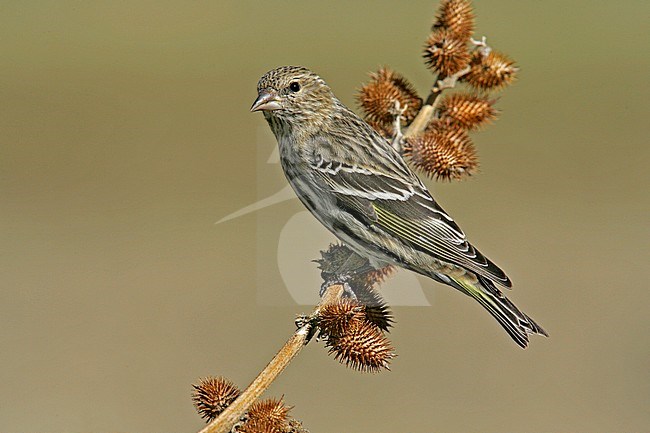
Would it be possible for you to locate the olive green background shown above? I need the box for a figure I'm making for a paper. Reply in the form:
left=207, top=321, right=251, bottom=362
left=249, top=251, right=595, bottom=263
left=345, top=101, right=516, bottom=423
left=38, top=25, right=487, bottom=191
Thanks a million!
left=1, top=1, right=648, bottom=432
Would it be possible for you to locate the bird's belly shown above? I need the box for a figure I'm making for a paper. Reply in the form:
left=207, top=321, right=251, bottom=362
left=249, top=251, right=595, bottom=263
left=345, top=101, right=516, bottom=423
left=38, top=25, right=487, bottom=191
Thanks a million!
left=284, top=174, right=393, bottom=269
left=286, top=174, right=338, bottom=228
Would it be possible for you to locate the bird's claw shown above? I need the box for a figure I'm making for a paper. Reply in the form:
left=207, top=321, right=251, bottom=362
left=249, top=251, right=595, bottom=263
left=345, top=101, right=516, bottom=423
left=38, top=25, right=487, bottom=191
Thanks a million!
left=295, top=314, right=311, bottom=329
left=295, top=314, right=320, bottom=343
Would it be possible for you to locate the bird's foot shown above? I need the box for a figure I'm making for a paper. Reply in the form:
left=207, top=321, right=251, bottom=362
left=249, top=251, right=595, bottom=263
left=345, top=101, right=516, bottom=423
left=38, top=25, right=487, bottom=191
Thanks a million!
left=295, top=314, right=320, bottom=343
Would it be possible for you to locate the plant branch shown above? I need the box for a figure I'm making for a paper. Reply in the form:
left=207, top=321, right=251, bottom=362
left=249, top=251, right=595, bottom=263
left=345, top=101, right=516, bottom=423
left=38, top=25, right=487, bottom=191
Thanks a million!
left=197, top=284, right=345, bottom=433
left=404, top=65, right=471, bottom=139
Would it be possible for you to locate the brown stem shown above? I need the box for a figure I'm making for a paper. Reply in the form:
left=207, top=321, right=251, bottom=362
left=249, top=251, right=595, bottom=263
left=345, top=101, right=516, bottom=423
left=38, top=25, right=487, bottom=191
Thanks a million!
left=197, top=284, right=345, bottom=433
left=404, top=66, right=471, bottom=139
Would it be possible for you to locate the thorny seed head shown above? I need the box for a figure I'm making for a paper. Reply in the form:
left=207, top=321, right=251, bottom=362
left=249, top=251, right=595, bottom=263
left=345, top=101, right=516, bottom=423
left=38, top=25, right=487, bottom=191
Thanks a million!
left=404, top=123, right=478, bottom=181
left=464, top=50, right=518, bottom=90
left=366, top=119, right=395, bottom=139
left=357, top=67, right=422, bottom=127
left=423, top=28, right=471, bottom=76
left=316, top=245, right=395, bottom=335
left=327, top=321, right=395, bottom=372
left=433, top=0, right=475, bottom=40
left=192, top=376, right=241, bottom=422
left=318, top=299, right=366, bottom=338
left=360, top=264, right=396, bottom=287
left=316, top=243, right=374, bottom=281
left=439, top=93, right=498, bottom=129
left=351, top=283, right=395, bottom=332
left=242, top=398, right=292, bottom=433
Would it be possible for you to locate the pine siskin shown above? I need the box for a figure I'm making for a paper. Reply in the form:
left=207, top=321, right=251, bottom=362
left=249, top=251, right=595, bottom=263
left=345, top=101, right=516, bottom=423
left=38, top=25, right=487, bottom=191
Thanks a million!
left=251, top=66, right=547, bottom=348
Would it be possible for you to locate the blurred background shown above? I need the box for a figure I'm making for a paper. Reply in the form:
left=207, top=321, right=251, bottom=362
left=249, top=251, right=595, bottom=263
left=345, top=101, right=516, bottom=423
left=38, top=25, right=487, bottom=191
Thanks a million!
left=1, top=1, right=648, bottom=432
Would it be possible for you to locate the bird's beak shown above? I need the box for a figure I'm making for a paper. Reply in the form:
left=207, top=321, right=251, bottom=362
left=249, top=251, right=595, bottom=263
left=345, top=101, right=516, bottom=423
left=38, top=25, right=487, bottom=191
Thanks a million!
left=250, top=90, right=282, bottom=112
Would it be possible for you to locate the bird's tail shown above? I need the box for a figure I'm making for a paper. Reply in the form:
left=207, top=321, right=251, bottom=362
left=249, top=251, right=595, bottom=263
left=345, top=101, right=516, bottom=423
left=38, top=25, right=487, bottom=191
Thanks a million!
left=449, top=275, right=548, bottom=349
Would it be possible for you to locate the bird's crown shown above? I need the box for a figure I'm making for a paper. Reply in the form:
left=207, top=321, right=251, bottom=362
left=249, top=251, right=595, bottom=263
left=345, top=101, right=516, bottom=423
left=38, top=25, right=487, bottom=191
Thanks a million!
left=256, top=66, right=325, bottom=93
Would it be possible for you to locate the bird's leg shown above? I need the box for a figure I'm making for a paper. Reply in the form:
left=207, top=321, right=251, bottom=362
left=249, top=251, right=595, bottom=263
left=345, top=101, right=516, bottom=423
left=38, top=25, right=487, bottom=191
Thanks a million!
left=294, top=314, right=311, bottom=329
left=295, top=314, right=320, bottom=342
left=390, top=100, right=407, bottom=154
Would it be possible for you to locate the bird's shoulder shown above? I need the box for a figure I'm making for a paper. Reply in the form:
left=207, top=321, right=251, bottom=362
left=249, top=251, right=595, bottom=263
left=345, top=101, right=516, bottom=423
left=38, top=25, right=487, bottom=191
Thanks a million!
left=304, top=106, right=415, bottom=182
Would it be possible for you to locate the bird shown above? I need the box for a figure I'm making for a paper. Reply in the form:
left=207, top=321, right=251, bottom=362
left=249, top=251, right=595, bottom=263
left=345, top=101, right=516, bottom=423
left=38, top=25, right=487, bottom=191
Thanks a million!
left=251, top=65, right=547, bottom=348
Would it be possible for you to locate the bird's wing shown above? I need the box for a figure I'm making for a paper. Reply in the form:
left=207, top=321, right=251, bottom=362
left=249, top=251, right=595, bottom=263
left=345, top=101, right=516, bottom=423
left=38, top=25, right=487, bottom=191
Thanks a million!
left=307, top=133, right=512, bottom=287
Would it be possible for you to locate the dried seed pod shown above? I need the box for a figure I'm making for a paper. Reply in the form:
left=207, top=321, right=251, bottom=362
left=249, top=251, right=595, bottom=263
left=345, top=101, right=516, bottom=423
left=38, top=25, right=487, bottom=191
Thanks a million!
left=423, top=29, right=471, bottom=76
left=357, top=67, right=422, bottom=126
left=353, top=283, right=394, bottom=332
left=347, top=265, right=395, bottom=332
left=439, top=93, right=498, bottom=129
left=465, top=50, right=518, bottom=90
left=242, top=398, right=291, bottom=433
left=433, top=0, right=475, bottom=40
left=318, top=299, right=366, bottom=337
left=349, top=264, right=396, bottom=292
left=192, top=376, right=241, bottom=422
left=362, top=264, right=396, bottom=287
left=327, top=321, right=395, bottom=372
left=316, top=243, right=374, bottom=282
left=404, top=126, right=478, bottom=181
left=367, top=119, right=395, bottom=139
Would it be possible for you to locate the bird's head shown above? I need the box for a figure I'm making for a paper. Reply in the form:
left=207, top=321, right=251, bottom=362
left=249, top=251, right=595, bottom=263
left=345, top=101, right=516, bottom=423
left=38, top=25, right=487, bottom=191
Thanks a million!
left=251, top=66, right=336, bottom=129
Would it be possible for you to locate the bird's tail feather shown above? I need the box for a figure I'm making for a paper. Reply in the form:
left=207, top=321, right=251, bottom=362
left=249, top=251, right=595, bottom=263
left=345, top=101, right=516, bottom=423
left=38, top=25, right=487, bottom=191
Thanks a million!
left=449, top=275, right=548, bottom=349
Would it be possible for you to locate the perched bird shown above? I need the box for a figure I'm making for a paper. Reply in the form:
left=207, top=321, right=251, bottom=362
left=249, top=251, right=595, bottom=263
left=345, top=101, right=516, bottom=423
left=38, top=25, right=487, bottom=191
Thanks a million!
left=251, top=66, right=547, bottom=348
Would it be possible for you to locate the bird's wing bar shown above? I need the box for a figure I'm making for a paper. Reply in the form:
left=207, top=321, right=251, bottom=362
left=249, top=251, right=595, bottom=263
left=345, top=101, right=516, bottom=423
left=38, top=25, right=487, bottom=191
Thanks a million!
left=309, top=152, right=511, bottom=287
left=371, top=197, right=511, bottom=287
left=314, top=159, right=415, bottom=201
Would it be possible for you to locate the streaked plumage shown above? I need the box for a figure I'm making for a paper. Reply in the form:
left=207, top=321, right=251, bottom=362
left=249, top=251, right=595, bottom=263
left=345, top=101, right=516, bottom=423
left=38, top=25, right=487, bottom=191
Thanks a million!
left=251, top=66, right=547, bottom=348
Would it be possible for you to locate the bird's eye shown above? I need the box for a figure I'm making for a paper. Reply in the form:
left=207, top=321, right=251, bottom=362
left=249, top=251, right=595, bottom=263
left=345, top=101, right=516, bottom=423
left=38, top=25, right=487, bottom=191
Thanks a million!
left=289, top=82, right=301, bottom=92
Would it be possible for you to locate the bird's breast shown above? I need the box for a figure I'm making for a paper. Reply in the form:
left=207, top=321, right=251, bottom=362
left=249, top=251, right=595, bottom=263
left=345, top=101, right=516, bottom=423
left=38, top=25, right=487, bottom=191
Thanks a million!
left=279, top=149, right=338, bottom=226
